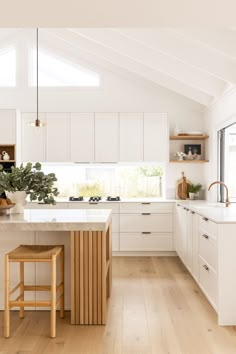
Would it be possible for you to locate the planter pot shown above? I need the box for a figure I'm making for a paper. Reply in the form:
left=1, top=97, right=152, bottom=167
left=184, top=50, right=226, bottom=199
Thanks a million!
left=189, top=192, right=195, bottom=200
left=6, top=191, right=27, bottom=214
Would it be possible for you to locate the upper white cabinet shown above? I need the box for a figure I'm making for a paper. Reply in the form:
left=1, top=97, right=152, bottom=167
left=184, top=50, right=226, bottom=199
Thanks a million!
left=119, top=113, right=143, bottom=162
left=144, top=113, right=168, bottom=161
left=94, top=113, right=119, bottom=162
left=71, top=113, right=94, bottom=162
left=46, top=113, right=71, bottom=162
left=0, top=110, right=16, bottom=144
left=21, top=113, right=46, bottom=162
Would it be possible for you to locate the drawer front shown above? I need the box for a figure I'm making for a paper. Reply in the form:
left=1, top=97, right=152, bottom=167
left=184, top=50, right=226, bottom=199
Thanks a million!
left=112, top=214, right=119, bottom=233
left=120, top=214, right=173, bottom=232
left=112, top=233, right=119, bottom=251
left=120, top=232, right=174, bottom=251
left=199, top=256, right=218, bottom=308
left=120, top=202, right=173, bottom=214
left=199, top=230, right=217, bottom=271
left=199, top=217, right=217, bottom=238
left=68, top=202, right=120, bottom=213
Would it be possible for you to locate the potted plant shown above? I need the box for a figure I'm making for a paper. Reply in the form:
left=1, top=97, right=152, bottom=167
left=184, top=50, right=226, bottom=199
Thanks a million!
left=0, top=162, right=59, bottom=213
left=187, top=183, right=202, bottom=200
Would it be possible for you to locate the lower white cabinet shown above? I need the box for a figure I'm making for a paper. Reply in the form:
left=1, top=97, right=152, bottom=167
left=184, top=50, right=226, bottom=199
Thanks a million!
left=175, top=203, right=218, bottom=313
left=199, top=256, right=218, bottom=308
left=120, top=232, right=173, bottom=251
left=120, top=214, right=173, bottom=233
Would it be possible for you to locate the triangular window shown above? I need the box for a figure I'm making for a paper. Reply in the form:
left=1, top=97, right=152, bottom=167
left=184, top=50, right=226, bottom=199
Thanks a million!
left=31, top=49, right=100, bottom=87
left=0, top=47, right=16, bottom=87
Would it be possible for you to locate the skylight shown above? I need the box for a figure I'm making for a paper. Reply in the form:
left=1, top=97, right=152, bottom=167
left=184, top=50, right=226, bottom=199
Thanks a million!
left=31, top=49, right=100, bottom=87
left=0, top=47, right=16, bottom=87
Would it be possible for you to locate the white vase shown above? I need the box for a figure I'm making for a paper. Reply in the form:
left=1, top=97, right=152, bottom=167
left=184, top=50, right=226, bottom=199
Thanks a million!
left=189, top=192, right=195, bottom=200
left=6, top=191, right=27, bottom=214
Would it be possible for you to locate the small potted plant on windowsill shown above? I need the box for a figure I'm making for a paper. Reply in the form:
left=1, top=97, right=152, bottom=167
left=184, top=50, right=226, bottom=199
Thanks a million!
left=0, top=162, right=59, bottom=213
left=187, top=183, right=202, bottom=200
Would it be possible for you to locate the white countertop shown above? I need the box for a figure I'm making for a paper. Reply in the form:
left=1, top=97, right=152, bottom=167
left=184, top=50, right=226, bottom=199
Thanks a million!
left=0, top=209, right=112, bottom=231
left=33, top=198, right=175, bottom=204
left=177, top=200, right=236, bottom=223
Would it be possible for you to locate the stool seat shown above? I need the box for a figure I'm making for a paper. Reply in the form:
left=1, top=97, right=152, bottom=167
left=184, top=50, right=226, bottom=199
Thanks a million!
left=8, top=245, right=64, bottom=260
left=4, top=244, right=64, bottom=338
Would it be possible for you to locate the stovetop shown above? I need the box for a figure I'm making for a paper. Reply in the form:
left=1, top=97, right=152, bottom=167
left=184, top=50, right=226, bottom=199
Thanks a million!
left=69, top=196, right=120, bottom=202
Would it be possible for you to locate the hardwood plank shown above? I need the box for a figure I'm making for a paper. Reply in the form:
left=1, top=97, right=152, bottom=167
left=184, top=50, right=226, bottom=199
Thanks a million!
left=88, top=230, right=93, bottom=324
left=79, top=230, right=84, bottom=324
left=97, top=231, right=102, bottom=324
left=70, top=231, right=75, bottom=324
left=84, top=231, right=89, bottom=325
left=93, top=231, right=98, bottom=324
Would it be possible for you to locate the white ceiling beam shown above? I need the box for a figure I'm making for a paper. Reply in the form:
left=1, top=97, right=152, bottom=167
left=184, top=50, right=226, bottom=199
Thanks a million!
left=45, top=28, right=212, bottom=106
left=70, top=28, right=225, bottom=98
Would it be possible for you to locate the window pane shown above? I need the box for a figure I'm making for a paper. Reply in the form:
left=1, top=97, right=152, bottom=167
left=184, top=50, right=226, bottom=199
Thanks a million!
left=0, top=47, right=16, bottom=87
left=41, top=164, right=164, bottom=199
left=31, top=49, right=100, bottom=87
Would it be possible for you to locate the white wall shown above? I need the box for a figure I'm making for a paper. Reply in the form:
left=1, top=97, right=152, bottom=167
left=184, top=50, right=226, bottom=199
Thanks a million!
left=204, top=87, right=236, bottom=201
left=0, top=29, right=207, bottom=199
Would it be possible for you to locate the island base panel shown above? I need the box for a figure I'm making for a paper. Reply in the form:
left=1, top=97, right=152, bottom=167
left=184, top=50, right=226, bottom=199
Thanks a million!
left=71, top=224, right=112, bottom=325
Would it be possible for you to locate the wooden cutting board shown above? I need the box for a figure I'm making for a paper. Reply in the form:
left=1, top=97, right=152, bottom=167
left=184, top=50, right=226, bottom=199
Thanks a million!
left=176, top=172, right=191, bottom=200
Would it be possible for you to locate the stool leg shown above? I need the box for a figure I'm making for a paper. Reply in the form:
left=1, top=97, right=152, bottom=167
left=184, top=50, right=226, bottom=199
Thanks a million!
left=60, top=249, right=65, bottom=319
left=4, top=255, right=10, bottom=338
left=19, top=262, right=24, bottom=319
left=51, top=255, right=57, bottom=338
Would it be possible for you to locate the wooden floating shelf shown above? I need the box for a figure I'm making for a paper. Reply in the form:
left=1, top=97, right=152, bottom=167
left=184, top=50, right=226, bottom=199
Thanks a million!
left=170, top=160, right=209, bottom=163
left=170, top=135, right=209, bottom=140
left=0, top=160, right=15, bottom=163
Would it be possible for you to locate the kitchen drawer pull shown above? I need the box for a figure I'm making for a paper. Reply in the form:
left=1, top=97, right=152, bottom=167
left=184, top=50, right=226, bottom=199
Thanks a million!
left=202, top=264, right=209, bottom=271
left=89, top=202, right=98, bottom=205
left=141, top=202, right=151, bottom=205
left=142, top=232, right=151, bottom=235
left=202, top=234, right=209, bottom=239
left=142, top=213, right=151, bottom=215
left=191, top=211, right=195, bottom=214
left=203, top=217, right=208, bottom=222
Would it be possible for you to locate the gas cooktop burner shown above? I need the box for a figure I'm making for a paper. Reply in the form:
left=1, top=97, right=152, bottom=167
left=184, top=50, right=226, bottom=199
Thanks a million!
left=69, top=196, right=84, bottom=201
left=107, top=196, right=120, bottom=201
left=89, top=196, right=102, bottom=202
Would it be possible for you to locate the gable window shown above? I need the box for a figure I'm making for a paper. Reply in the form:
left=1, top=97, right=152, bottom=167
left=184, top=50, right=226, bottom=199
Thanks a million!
left=30, top=49, right=100, bottom=87
left=0, top=47, right=16, bottom=87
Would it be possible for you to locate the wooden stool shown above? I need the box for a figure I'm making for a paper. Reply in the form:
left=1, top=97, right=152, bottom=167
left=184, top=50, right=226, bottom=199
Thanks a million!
left=4, top=245, right=64, bottom=338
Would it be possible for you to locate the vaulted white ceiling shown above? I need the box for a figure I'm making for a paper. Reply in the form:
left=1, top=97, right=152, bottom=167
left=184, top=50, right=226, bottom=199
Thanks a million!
left=43, top=28, right=236, bottom=107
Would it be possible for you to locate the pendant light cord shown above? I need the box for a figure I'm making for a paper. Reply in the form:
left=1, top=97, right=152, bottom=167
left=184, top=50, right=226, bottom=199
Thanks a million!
left=36, top=28, right=39, bottom=123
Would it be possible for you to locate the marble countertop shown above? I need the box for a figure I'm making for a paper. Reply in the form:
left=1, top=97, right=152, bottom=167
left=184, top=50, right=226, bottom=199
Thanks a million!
left=31, top=198, right=175, bottom=204
left=0, top=209, right=112, bottom=231
left=176, top=200, right=236, bottom=224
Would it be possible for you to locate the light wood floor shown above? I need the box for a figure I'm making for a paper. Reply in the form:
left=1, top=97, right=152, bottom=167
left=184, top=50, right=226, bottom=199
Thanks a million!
left=1, top=256, right=236, bottom=354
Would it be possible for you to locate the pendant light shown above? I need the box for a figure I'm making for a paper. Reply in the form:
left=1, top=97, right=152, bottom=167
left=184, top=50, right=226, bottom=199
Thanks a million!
left=29, top=28, right=46, bottom=127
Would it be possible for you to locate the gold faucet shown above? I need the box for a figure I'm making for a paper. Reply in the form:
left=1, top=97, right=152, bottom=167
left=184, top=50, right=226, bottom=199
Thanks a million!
left=208, top=181, right=230, bottom=207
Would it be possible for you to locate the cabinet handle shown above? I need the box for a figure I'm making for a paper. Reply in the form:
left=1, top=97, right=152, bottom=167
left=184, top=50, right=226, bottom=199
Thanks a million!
left=142, top=213, right=151, bottom=215
left=142, top=232, right=151, bottom=235
left=141, top=202, right=151, bottom=205
left=202, top=234, right=209, bottom=239
left=191, top=211, right=195, bottom=214
left=202, top=264, right=209, bottom=271
left=203, top=217, right=208, bottom=222
left=89, top=202, right=98, bottom=205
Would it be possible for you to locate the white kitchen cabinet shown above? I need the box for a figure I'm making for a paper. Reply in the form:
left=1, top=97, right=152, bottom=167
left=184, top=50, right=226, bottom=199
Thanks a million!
left=119, top=113, right=143, bottom=161
left=21, top=113, right=46, bottom=162
left=71, top=113, right=94, bottom=162
left=94, top=113, right=119, bottom=162
left=192, top=212, right=200, bottom=281
left=120, top=202, right=172, bottom=214
left=143, top=113, right=168, bottom=162
left=120, top=214, right=172, bottom=233
left=46, top=113, right=70, bottom=162
left=185, top=209, right=193, bottom=272
left=175, top=204, right=187, bottom=263
left=120, top=232, right=173, bottom=251
left=0, top=110, right=16, bottom=144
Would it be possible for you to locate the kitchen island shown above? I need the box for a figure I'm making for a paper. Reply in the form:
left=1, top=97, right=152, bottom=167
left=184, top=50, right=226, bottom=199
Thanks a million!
left=0, top=209, right=112, bottom=325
